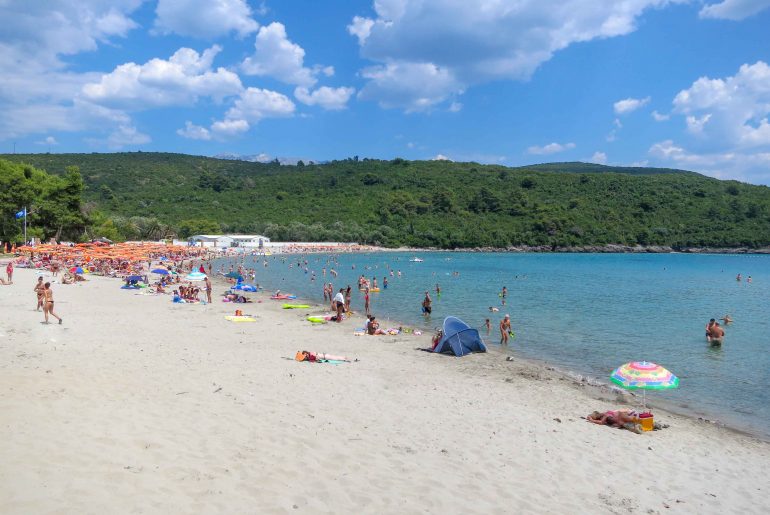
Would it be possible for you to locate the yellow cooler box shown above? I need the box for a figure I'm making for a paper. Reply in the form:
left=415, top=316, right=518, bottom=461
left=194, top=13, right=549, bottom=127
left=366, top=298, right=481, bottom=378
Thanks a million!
left=638, top=413, right=654, bottom=431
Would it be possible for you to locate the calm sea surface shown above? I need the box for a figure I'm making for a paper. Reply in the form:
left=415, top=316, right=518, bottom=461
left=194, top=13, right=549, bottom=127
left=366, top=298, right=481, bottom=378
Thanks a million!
left=223, top=252, right=770, bottom=437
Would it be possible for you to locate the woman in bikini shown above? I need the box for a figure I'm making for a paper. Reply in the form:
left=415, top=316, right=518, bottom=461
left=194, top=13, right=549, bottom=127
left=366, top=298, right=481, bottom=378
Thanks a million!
left=34, top=276, right=45, bottom=311
left=43, top=282, right=62, bottom=324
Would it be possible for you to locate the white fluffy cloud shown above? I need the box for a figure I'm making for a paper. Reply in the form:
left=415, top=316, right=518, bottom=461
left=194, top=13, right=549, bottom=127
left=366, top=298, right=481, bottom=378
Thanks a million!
left=211, top=119, right=250, bottom=136
left=0, top=1, right=143, bottom=140
left=177, top=121, right=211, bottom=140
left=673, top=61, right=770, bottom=148
left=106, top=125, right=151, bottom=149
left=154, top=0, right=259, bottom=38
left=358, top=62, right=464, bottom=112
left=242, top=22, right=317, bottom=86
left=651, top=61, right=770, bottom=182
left=649, top=140, right=770, bottom=182
left=224, top=87, right=295, bottom=123
left=294, top=86, right=355, bottom=110
left=350, top=0, right=679, bottom=110
left=685, top=113, right=712, bottom=134
left=36, top=136, right=59, bottom=146
left=432, top=154, right=451, bottom=161
left=528, top=142, right=576, bottom=155
left=699, top=0, right=770, bottom=20
left=652, top=110, right=670, bottom=121
left=82, top=45, right=243, bottom=109
left=590, top=151, right=608, bottom=164
left=614, top=96, right=651, bottom=115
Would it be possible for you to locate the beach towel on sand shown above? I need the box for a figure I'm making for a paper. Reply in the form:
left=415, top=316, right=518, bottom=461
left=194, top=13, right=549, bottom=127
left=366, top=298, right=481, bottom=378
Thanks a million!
left=225, top=315, right=256, bottom=322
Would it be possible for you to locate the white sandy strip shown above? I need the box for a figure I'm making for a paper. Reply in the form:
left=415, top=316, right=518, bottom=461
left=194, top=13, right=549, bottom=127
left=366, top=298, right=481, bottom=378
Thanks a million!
left=0, top=267, right=768, bottom=514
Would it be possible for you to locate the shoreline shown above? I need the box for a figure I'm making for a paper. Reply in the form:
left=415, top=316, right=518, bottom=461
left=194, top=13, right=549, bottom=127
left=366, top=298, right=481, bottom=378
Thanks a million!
left=2, top=267, right=769, bottom=513
left=388, top=244, right=770, bottom=254
left=213, top=261, right=768, bottom=442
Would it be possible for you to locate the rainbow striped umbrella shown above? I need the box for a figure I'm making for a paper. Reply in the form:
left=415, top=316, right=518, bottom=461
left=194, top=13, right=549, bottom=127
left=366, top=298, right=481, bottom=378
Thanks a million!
left=610, top=361, right=679, bottom=409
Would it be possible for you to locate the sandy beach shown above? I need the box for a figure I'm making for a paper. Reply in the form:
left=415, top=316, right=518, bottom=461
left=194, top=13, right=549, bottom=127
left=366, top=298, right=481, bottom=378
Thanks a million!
left=1, top=267, right=769, bottom=514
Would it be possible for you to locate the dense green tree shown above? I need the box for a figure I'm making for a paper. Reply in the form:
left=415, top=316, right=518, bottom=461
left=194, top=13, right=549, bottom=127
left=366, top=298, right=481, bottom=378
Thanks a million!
left=0, top=160, right=85, bottom=242
left=2, top=153, right=770, bottom=249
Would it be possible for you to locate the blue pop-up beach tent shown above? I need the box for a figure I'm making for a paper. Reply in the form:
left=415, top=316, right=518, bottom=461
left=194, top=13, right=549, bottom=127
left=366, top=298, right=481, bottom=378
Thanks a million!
left=433, top=316, right=487, bottom=356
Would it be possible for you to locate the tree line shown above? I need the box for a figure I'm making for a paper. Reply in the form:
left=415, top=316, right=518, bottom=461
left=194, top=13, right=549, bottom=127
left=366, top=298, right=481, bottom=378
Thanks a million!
left=1, top=153, right=769, bottom=249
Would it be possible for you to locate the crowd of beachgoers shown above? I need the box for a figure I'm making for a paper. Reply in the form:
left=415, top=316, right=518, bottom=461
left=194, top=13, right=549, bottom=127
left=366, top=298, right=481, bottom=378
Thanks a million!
left=0, top=240, right=750, bottom=437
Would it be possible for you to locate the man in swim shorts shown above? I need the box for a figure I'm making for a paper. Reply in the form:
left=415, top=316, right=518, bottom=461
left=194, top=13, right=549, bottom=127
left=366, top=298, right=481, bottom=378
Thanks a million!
left=422, top=291, right=432, bottom=315
left=500, top=314, right=512, bottom=345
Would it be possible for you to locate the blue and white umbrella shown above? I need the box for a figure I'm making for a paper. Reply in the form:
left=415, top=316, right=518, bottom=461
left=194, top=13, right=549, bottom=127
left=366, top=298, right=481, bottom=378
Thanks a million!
left=185, top=271, right=207, bottom=282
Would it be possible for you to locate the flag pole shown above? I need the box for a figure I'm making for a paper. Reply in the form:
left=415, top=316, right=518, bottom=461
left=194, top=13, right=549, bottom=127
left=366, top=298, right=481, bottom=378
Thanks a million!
left=23, top=206, right=27, bottom=244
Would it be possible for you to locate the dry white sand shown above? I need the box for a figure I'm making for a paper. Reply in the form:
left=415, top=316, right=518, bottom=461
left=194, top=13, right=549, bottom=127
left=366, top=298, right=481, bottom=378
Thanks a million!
left=1, top=267, right=768, bottom=514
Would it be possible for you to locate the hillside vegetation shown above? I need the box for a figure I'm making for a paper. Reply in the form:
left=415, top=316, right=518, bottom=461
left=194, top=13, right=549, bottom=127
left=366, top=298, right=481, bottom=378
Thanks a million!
left=2, top=152, right=769, bottom=248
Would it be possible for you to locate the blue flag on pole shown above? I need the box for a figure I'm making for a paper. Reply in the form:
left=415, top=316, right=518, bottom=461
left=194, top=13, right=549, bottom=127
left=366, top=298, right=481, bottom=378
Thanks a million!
left=15, top=208, right=26, bottom=219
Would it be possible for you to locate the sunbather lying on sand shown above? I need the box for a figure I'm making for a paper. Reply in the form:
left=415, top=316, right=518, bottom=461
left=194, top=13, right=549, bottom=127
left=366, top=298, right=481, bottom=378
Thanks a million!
left=295, top=351, right=354, bottom=362
left=587, top=409, right=643, bottom=433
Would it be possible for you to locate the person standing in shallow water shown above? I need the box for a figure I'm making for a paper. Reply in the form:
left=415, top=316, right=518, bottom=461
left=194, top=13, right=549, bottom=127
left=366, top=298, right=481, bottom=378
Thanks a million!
left=43, top=282, right=62, bottom=324
left=500, top=314, right=511, bottom=345
left=422, top=291, right=432, bottom=316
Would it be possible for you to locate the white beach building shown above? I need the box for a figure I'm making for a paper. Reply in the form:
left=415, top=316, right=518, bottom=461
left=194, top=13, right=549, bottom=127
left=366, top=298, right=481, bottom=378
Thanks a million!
left=187, top=234, right=269, bottom=249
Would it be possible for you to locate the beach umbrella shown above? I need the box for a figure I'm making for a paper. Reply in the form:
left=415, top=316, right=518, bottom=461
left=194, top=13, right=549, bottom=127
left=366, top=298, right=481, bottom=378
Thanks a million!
left=186, top=271, right=207, bottom=281
left=151, top=268, right=170, bottom=275
left=126, top=275, right=143, bottom=282
left=610, top=361, right=679, bottom=410
left=70, top=266, right=84, bottom=274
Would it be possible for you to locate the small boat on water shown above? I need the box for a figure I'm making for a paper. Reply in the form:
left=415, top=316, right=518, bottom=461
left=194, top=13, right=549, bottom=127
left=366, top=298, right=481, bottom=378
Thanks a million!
left=410, top=257, right=424, bottom=262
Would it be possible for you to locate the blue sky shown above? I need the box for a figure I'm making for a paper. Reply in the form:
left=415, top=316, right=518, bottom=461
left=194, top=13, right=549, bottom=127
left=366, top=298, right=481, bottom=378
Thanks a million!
left=1, top=1, right=770, bottom=183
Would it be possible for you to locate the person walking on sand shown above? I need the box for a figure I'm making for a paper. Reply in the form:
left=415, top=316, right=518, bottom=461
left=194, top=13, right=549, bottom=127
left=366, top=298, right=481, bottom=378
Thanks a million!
left=6, top=260, right=13, bottom=284
left=500, top=314, right=512, bottom=345
left=43, top=282, right=62, bottom=324
left=34, top=276, right=45, bottom=311
left=364, top=287, right=371, bottom=317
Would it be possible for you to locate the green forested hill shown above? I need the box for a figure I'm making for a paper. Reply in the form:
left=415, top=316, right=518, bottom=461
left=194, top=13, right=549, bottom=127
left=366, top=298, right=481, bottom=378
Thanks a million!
left=2, top=152, right=769, bottom=248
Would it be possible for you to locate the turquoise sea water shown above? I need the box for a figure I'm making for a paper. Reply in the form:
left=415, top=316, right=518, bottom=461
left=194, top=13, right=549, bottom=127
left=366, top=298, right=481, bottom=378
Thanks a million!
left=224, top=252, right=770, bottom=437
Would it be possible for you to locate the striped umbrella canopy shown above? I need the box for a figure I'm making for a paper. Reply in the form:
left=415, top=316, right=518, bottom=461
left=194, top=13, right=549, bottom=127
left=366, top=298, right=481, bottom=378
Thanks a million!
left=611, top=361, right=679, bottom=390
